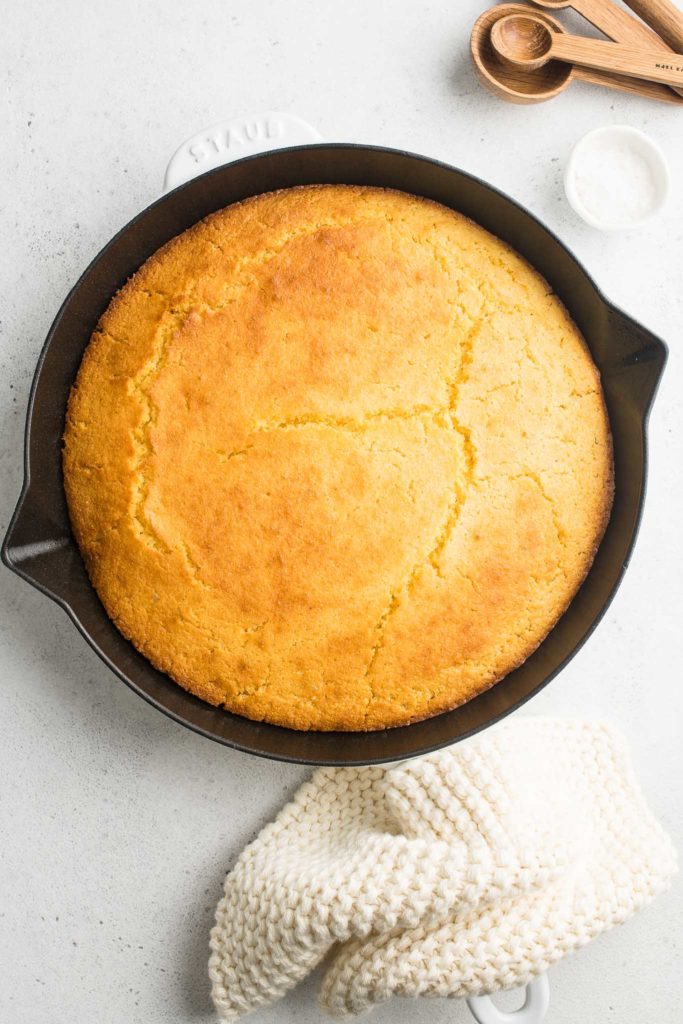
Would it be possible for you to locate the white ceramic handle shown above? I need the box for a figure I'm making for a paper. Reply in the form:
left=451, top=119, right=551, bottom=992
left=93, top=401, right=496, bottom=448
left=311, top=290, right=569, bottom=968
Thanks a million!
left=163, top=111, right=323, bottom=192
left=466, top=975, right=550, bottom=1024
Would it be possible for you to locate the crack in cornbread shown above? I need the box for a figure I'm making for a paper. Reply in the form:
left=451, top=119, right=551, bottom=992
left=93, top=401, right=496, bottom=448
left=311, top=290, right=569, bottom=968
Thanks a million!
left=63, top=185, right=613, bottom=730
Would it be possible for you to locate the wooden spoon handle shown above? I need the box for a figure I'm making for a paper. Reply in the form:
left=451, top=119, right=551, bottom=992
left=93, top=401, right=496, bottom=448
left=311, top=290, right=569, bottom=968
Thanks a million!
left=576, top=64, right=683, bottom=100
left=572, top=0, right=669, bottom=45
left=571, top=0, right=683, bottom=96
left=621, top=0, right=683, bottom=51
left=550, top=34, right=683, bottom=84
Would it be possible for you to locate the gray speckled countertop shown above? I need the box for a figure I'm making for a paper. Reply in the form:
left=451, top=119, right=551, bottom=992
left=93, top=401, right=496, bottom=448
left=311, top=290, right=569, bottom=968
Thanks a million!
left=1, top=2, right=681, bottom=1022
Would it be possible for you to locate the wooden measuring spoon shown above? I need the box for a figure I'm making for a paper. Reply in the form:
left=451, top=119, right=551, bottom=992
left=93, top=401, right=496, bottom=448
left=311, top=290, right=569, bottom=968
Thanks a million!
left=533, top=0, right=683, bottom=96
left=491, top=13, right=683, bottom=85
left=470, top=3, right=683, bottom=103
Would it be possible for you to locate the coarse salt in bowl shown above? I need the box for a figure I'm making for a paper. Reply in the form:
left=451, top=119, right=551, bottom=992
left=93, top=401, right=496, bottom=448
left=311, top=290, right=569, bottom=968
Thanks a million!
left=564, top=125, right=669, bottom=231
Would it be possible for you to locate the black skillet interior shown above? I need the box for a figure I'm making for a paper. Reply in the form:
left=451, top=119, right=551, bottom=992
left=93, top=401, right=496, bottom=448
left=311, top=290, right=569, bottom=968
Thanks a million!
left=1, top=144, right=667, bottom=765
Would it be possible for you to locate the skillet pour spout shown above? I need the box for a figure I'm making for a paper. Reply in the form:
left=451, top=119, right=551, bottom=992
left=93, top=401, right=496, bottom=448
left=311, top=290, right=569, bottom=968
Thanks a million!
left=1, top=144, right=668, bottom=766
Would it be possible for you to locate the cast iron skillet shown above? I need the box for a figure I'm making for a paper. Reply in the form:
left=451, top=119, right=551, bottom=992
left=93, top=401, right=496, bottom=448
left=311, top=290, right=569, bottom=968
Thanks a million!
left=1, top=143, right=666, bottom=766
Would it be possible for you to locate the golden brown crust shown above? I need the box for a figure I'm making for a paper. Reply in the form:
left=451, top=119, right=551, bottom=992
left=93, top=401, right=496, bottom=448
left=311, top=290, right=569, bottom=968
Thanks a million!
left=63, top=185, right=614, bottom=731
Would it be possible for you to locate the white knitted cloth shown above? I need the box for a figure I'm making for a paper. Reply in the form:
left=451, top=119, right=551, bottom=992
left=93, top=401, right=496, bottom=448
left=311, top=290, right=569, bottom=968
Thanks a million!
left=209, top=719, right=676, bottom=1019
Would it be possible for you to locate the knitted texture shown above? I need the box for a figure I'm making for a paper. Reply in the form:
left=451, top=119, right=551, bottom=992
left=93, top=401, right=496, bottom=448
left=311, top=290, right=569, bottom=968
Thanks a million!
left=209, top=719, right=677, bottom=1019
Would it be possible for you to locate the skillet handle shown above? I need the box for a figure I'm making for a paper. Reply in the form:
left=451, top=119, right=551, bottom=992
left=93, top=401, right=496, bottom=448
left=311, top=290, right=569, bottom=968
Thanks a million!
left=1, top=479, right=73, bottom=598
left=163, top=112, right=323, bottom=192
left=607, top=307, right=668, bottom=418
left=466, top=975, right=550, bottom=1024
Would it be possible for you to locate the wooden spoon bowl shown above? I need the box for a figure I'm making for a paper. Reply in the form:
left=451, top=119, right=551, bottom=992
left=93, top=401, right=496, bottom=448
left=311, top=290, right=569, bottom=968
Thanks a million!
left=492, top=14, right=557, bottom=69
left=470, top=4, right=573, bottom=103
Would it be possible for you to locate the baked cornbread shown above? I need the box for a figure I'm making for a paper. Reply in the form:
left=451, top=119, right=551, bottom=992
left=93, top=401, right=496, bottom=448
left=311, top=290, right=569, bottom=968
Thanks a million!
left=63, top=185, right=613, bottom=731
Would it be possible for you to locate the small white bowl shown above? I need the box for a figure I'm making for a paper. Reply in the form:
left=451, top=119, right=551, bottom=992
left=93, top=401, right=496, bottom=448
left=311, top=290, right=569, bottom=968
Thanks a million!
left=564, top=125, right=670, bottom=231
